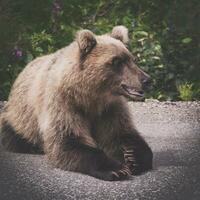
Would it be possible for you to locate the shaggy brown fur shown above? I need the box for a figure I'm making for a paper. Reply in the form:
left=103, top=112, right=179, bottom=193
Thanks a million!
left=0, top=26, right=153, bottom=181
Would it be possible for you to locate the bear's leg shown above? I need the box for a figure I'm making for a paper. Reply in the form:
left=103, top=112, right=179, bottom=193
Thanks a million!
left=1, top=120, right=42, bottom=154
left=44, top=135, right=131, bottom=181
left=120, top=132, right=153, bottom=175
left=95, top=103, right=153, bottom=175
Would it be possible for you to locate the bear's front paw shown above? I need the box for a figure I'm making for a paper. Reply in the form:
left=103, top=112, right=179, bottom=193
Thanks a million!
left=122, top=146, right=139, bottom=175
left=122, top=144, right=153, bottom=175
left=111, top=164, right=131, bottom=180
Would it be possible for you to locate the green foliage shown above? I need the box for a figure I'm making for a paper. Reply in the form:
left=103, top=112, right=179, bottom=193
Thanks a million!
left=177, top=83, right=194, bottom=101
left=178, top=82, right=200, bottom=101
left=0, top=0, right=199, bottom=101
left=30, top=31, right=55, bottom=56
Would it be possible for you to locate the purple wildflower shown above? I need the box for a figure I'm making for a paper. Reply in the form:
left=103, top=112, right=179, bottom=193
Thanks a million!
left=16, top=49, right=23, bottom=57
left=12, top=47, right=23, bottom=58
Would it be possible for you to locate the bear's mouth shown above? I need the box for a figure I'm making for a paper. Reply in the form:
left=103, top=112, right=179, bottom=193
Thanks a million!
left=121, top=84, right=145, bottom=101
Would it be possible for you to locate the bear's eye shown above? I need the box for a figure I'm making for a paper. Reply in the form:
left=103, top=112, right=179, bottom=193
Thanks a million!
left=111, top=57, right=124, bottom=73
left=132, top=56, right=138, bottom=63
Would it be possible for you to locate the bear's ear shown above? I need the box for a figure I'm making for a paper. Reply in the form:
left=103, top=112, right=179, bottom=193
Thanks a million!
left=76, top=29, right=97, bottom=59
left=111, top=25, right=129, bottom=45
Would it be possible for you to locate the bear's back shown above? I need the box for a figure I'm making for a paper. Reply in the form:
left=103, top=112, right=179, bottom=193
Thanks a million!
left=3, top=42, right=78, bottom=144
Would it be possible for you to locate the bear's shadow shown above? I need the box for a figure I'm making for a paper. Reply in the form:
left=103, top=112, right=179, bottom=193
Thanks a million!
left=153, top=150, right=191, bottom=168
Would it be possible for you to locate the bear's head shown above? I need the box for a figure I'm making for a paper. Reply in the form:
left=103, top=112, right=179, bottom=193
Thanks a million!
left=75, top=26, right=150, bottom=104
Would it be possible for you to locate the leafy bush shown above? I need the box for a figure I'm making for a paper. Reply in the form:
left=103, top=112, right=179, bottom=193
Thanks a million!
left=0, top=0, right=199, bottom=101
left=178, top=83, right=194, bottom=101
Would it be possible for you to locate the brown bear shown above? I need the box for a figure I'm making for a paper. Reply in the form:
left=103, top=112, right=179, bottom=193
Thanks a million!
left=0, top=26, right=153, bottom=181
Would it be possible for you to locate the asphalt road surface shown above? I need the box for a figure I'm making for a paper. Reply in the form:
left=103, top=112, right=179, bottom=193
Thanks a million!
left=0, top=101, right=200, bottom=200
